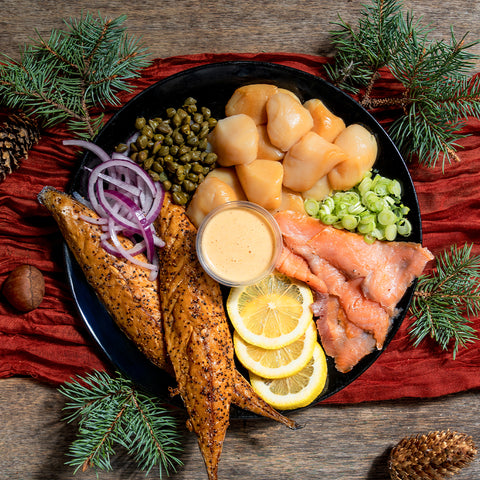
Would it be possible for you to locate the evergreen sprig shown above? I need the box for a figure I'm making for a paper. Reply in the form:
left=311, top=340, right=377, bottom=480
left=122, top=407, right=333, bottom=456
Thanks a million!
left=58, top=370, right=183, bottom=477
left=325, top=0, right=480, bottom=170
left=409, top=243, right=480, bottom=358
left=0, top=12, right=150, bottom=139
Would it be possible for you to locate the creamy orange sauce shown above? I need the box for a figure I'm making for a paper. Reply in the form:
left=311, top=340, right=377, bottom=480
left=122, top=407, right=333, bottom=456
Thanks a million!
left=200, top=206, right=277, bottom=284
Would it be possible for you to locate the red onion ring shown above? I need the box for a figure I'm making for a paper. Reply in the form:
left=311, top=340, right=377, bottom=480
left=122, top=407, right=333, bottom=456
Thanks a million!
left=63, top=139, right=165, bottom=281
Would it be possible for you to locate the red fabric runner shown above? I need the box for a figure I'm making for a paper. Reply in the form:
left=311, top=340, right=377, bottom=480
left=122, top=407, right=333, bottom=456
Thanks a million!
left=0, top=52, right=479, bottom=404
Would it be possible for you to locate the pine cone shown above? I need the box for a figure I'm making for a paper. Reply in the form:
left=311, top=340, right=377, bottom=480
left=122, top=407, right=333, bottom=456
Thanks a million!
left=0, top=113, right=41, bottom=182
left=389, top=430, right=478, bottom=480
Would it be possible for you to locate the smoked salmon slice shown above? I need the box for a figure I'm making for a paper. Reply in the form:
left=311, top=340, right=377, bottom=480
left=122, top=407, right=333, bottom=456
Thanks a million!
left=274, top=210, right=433, bottom=372
left=275, top=211, right=433, bottom=314
left=311, top=293, right=376, bottom=373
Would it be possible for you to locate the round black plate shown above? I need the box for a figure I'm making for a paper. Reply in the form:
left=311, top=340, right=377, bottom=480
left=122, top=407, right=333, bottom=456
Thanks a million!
left=65, top=61, right=421, bottom=411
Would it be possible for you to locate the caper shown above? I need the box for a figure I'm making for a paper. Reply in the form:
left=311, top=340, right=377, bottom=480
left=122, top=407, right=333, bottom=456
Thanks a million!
left=180, top=123, right=191, bottom=135
left=148, top=118, right=159, bottom=131
left=203, top=152, right=217, bottom=165
left=152, top=140, right=163, bottom=155
left=152, top=161, right=163, bottom=173
left=180, top=153, right=192, bottom=164
left=136, top=134, right=149, bottom=150
left=172, top=191, right=189, bottom=205
left=115, top=143, right=128, bottom=153
left=177, top=108, right=187, bottom=120
left=138, top=150, right=148, bottom=163
left=177, top=145, right=189, bottom=156
left=141, top=125, right=154, bottom=138
left=183, top=179, right=196, bottom=192
left=187, top=135, right=199, bottom=147
left=159, top=145, right=170, bottom=157
left=144, top=157, right=154, bottom=170
left=122, top=97, right=218, bottom=205
left=135, top=117, right=146, bottom=130
left=169, top=145, right=179, bottom=156
left=149, top=171, right=161, bottom=182
left=157, top=122, right=173, bottom=135
left=187, top=172, right=199, bottom=182
left=165, top=160, right=178, bottom=173
left=192, top=163, right=204, bottom=174
left=192, top=113, right=203, bottom=124
left=173, top=131, right=184, bottom=145
left=184, top=97, right=197, bottom=106
left=172, top=113, right=182, bottom=127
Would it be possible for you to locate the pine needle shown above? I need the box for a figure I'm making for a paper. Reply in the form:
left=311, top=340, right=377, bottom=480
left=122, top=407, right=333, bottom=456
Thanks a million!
left=325, top=0, right=480, bottom=170
left=0, top=12, right=150, bottom=139
left=58, top=370, right=183, bottom=477
left=409, top=243, right=480, bottom=358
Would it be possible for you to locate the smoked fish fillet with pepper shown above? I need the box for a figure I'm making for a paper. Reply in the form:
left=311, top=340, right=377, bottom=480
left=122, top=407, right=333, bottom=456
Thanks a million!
left=37, top=186, right=170, bottom=372
left=155, top=193, right=297, bottom=480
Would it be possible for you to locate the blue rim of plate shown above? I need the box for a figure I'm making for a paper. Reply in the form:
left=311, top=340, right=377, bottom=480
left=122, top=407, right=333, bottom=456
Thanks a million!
left=64, top=60, right=422, bottom=414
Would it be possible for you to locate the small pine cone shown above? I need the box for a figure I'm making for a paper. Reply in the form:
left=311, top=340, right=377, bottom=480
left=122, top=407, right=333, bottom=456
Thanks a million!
left=0, top=113, right=41, bottom=182
left=389, top=430, right=478, bottom=480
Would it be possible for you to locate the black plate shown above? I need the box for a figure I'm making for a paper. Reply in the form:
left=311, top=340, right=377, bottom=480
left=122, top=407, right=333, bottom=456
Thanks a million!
left=65, top=61, right=421, bottom=412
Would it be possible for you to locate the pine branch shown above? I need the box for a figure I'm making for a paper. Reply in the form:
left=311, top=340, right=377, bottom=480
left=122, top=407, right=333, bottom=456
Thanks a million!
left=409, top=244, right=480, bottom=358
left=325, top=0, right=480, bottom=170
left=0, top=12, right=150, bottom=139
left=58, top=370, right=183, bottom=477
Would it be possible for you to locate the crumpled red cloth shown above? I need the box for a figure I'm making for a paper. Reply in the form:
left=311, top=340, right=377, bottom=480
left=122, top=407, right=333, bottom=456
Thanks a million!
left=0, top=52, right=479, bottom=404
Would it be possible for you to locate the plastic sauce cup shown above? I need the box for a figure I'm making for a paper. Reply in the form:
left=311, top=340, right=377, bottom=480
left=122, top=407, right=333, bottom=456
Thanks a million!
left=196, top=201, right=282, bottom=287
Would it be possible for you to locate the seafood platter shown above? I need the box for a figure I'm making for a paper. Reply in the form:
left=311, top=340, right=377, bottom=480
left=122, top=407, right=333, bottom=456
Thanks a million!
left=38, top=62, right=433, bottom=480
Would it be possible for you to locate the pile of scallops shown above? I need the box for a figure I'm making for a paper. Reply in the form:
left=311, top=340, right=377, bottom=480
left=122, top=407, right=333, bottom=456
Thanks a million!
left=186, top=83, right=378, bottom=228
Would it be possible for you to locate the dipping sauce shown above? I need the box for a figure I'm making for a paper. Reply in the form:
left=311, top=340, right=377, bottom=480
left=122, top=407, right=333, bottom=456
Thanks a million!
left=196, top=201, right=282, bottom=286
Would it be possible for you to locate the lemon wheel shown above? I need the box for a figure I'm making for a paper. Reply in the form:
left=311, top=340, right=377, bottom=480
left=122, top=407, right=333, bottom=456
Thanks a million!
left=227, top=272, right=313, bottom=349
left=233, top=321, right=317, bottom=379
left=249, top=342, right=328, bottom=410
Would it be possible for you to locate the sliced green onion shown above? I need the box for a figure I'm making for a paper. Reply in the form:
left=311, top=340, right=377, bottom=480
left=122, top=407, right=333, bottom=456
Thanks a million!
left=377, top=209, right=397, bottom=226
left=304, top=198, right=319, bottom=216
left=304, top=169, right=413, bottom=243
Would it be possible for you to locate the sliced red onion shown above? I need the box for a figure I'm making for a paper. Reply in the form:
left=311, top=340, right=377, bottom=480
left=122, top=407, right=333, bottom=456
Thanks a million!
left=64, top=139, right=165, bottom=281
left=63, top=139, right=111, bottom=163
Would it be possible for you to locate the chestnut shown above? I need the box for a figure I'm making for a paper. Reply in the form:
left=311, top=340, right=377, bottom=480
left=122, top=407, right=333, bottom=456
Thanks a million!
left=2, top=264, right=45, bottom=312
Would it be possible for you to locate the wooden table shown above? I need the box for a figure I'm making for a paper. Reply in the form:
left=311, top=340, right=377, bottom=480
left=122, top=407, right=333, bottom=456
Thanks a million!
left=1, top=1, right=479, bottom=479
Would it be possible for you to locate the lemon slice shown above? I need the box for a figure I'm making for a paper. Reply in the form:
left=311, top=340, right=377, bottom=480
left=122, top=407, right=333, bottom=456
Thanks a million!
left=233, top=321, right=317, bottom=379
left=227, top=272, right=314, bottom=349
left=249, top=342, right=328, bottom=410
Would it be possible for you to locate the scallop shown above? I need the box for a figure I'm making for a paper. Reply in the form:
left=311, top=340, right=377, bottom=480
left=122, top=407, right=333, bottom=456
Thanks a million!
left=209, top=114, right=259, bottom=167
left=225, top=83, right=278, bottom=124
left=186, top=176, right=239, bottom=228
left=236, top=159, right=284, bottom=210
left=303, top=98, right=346, bottom=142
left=206, top=167, right=247, bottom=200
left=328, top=124, right=378, bottom=191
left=266, top=92, right=314, bottom=151
left=282, top=131, right=348, bottom=192
left=256, top=124, right=284, bottom=161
